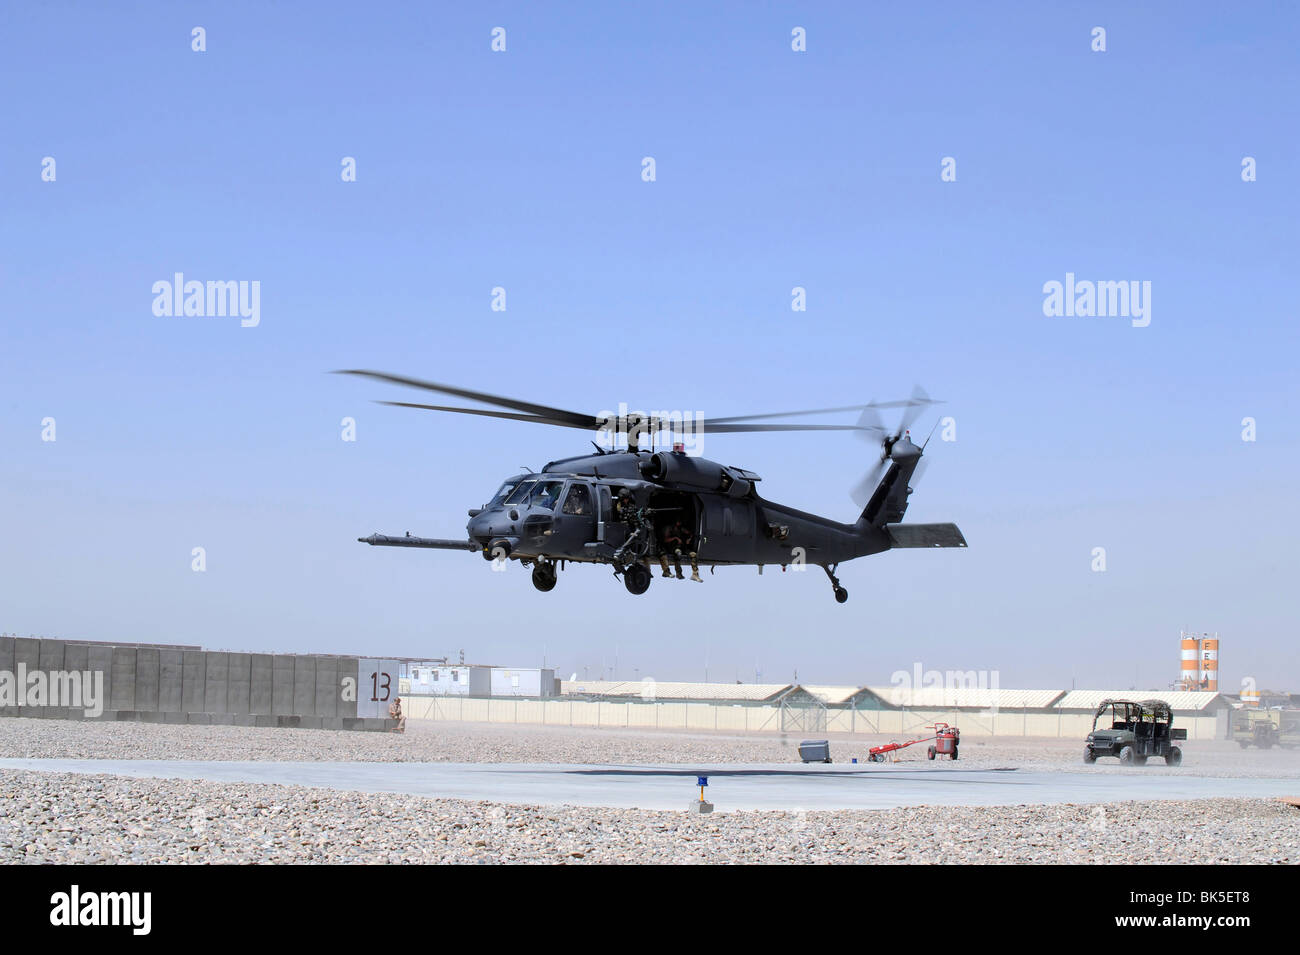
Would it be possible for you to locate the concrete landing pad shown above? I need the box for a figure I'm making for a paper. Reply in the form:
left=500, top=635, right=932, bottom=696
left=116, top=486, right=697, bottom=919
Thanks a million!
left=3, top=759, right=1298, bottom=811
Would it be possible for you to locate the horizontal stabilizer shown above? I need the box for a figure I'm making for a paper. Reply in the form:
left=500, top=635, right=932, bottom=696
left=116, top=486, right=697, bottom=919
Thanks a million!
left=358, top=533, right=478, bottom=551
left=886, top=523, right=968, bottom=549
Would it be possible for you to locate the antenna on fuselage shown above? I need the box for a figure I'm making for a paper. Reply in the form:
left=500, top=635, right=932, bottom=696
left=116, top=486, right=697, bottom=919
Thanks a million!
left=921, top=417, right=941, bottom=450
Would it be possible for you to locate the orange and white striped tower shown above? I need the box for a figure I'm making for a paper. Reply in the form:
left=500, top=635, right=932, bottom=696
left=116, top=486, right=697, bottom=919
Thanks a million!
left=1200, top=636, right=1219, bottom=692
left=1179, top=633, right=1200, bottom=690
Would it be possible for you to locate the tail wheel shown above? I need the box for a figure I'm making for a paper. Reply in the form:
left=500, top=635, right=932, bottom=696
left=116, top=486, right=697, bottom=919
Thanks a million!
left=823, top=565, right=848, bottom=603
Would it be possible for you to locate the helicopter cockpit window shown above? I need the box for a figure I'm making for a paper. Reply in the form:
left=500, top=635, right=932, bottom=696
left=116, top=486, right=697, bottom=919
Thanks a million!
left=562, top=484, right=591, bottom=515
left=529, top=480, right=566, bottom=510
left=487, top=482, right=519, bottom=507
left=503, top=480, right=538, bottom=506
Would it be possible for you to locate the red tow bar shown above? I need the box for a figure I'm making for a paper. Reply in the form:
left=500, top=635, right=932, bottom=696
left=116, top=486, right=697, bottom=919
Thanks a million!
left=867, top=722, right=961, bottom=763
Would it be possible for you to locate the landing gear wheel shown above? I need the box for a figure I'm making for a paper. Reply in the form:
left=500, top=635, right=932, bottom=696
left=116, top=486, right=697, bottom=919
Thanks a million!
left=1166, top=746, right=1182, bottom=766
left=531, top=563, right=557, bottom=593
left=623, top=563, right=652, bottom=595
left=823, top=564, right=848, bottom=604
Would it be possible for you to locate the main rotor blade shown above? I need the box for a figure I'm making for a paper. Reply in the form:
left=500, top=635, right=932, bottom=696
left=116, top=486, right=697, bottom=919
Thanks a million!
left=377, top=401, right=597, bottom=431
left=336, top=370, right=593, bottom=428
left=375, top=401, right=873, bottom=436
left=698, top=422, right=875, bottom=434
left=376, top=402, right=874, bottom=436
left=708, top=398, right=934, bottom=425
left=342, top=370, right=944, bottom=442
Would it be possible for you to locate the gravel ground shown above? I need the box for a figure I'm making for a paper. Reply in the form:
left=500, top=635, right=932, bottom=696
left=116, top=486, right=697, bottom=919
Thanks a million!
left=1, top=717, right=1298, bottom=778
left=3, top=720, right=1296, bottom=863
left=1, top=769, right=1295, bottom=864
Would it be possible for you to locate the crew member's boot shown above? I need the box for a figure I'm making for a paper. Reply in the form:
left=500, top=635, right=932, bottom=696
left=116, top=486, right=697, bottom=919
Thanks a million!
left=689, top=552, right=702, bottom=583
left=673, top=550, right=685, bottom=579
left=659, top=554, right=673, bottom=578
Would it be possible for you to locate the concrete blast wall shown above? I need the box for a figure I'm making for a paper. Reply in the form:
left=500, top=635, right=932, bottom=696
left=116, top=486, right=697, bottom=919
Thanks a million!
left=0, top=637, right=397, bottom=731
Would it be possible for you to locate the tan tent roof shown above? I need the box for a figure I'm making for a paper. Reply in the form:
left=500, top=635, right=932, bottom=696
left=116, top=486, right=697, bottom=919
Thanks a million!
left=1054, top=690, right=1225, bottom=712
left=866, top=686, right=1067, bottom=709
left=802, top=685, right=868, bottom=705
left=558, top=681, right=1224, bottom=712
left=560, top=680, right=793, bottom=702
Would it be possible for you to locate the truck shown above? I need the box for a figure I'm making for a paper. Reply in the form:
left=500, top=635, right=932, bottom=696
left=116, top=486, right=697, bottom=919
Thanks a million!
left=1230, top=708, right=1300, bottom=750
left=1083, top=699, right=1186, bottom=766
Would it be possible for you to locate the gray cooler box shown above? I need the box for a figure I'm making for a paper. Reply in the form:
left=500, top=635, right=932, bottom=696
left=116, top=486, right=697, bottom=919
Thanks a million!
left=798, top=739, right=832, bottom=763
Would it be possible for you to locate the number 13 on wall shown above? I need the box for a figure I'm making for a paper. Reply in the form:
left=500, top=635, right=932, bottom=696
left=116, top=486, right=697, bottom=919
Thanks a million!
left=355, top=659, right=399, bottom=718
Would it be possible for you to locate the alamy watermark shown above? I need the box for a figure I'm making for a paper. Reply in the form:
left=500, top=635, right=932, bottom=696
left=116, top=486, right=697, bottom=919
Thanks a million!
left=1042, top=272, right=1150, bottom=328
left=50, top=885, right=151, bottom=935
left=595, top=403, right=704, bottom=454
left=0, top=665, right=104, bottom=717
left=152, top=273, right=260, bottom=327
left=888, top=662, right=1002, bottom=714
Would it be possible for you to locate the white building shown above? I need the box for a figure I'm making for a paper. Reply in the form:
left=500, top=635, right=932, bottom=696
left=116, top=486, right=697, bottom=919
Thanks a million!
left=405, top=663, right=491, bottom=697
left=490, top=667, right=558, bottom=698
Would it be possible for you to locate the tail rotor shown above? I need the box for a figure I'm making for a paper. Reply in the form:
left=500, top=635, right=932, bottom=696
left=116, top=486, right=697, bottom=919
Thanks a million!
left=849, top=386, right=941, bottom=509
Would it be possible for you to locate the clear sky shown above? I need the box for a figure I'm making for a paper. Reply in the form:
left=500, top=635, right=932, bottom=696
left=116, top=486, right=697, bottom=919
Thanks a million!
left=1, top=2, right=1296, bottom=692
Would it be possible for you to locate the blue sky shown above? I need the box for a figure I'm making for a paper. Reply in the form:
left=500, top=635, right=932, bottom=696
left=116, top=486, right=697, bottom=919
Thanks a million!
left=1, top=2, right=1296, bottom=691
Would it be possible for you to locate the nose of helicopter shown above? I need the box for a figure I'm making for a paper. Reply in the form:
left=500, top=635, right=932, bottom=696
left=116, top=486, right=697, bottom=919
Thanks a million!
left=467, top=510, right=497, bottom=544
left=467, top=506, right=529, bottom=542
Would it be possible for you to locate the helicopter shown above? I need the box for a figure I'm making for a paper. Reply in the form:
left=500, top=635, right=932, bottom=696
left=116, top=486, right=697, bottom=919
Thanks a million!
left=339, top=370, right=967, bottom=602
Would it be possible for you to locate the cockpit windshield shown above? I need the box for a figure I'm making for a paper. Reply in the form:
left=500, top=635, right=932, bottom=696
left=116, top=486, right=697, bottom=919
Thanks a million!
left=487, top=481, right=519, bottom=507
left=501, top=478, right=567, bottom=509
left=503, top=480, right=538, bottom=506
left=528, top=481, right=566, bottom=510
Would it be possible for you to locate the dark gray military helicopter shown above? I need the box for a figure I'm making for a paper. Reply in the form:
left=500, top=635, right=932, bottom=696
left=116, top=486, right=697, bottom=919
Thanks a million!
left=340, top=370, right=966, bottom=602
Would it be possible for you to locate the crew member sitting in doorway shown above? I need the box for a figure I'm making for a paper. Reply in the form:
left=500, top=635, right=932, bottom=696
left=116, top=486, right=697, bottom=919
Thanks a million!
left=659, top=521, right=685, bottom=579
left=661, top=518, right=703, bottom=582
left=674, top=518, right=703, bottom=583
